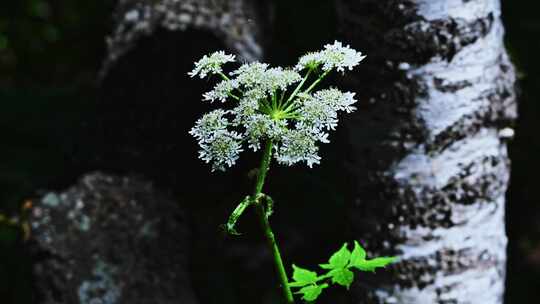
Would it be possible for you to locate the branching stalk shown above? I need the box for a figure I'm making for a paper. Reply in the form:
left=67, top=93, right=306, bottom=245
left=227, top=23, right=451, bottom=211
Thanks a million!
left=218, top=71, right=241, bottom=100
left=304, top=70, right=330, bottom=94
left=286, top=69, right=313, bottom=104
left=189, top=42, right=371, bottom=302
left=253, top=140, right=295, bottom=304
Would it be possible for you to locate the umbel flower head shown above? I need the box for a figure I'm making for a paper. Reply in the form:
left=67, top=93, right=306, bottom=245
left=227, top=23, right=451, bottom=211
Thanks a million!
left=189, top=41, right=365, bottom=171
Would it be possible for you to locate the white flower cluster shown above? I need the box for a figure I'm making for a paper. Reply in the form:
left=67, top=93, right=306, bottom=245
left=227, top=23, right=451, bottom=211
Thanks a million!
left=295, top=41, right=366, bottom=73
left=203, top=80, right=238, bottom=103
left=275, top=128, right=323, bottom=168
left=232, top=63, right=302, bottom=98
left=189, top=109, right=244, bottom=171
left=298, top=89, right=356, bottom=131
left=188, top=51, right=236, bottom=79
left=277, top=89, right=356, bottom=167
left=244, top=114, right=287, bottom=151
left=189, top=42, right=364, bottom=171
left=200, top=63, right=302, bottom=104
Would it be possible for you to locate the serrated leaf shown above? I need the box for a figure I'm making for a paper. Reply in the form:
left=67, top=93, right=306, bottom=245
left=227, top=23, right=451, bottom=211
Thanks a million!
left=353, top=256, right=397, bottom=272
left=349, top=241, right=366, bottom=267
left=319, top=263, right=333, bottom=270
left=291, top=264, right=318, bottom=287
left=325, top=243, right=351, bottom=269
left=296, top=283, right=328, bottom=302
left=329, top=268, right=354, bottom=289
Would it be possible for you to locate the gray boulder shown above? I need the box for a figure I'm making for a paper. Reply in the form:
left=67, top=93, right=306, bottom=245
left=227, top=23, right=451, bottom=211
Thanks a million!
left=30, top=172, right=197, bottom=304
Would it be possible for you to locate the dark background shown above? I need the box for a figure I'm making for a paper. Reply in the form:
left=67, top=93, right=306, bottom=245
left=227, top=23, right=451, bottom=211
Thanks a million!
left=0, top=0, right=538, bottom=303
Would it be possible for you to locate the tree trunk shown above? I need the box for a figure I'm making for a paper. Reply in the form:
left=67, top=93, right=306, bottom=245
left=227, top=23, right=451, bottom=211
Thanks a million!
left=336, top=0, right=517, bottom=303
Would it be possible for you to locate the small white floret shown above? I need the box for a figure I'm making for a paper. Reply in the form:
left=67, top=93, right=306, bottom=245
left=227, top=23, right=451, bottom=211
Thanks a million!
left=188, top=51, right=236, bottom=78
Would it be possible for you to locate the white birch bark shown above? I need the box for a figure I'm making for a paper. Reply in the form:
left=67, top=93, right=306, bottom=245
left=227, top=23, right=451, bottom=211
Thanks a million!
left=336, top=1, right=517, bottom=303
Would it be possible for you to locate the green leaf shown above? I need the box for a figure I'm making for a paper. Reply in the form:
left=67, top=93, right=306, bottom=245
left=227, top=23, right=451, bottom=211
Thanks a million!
left=292, top=241, right=398, bottom=302
left=349, top=241, right=366, bottom=267
left=352, top=256, right=397, bottom=272
left=329, top=268, right=354, bottom=289
left=291, top=265, right=318, bottom=287
left=224, top=196, right=251, bottom=235
left=320, top=243, right=351, bottom=270
left=296, top=283, right=328, bottom=302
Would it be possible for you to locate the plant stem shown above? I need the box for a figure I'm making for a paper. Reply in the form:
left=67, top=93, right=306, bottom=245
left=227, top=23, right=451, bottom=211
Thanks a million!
left=286, top=69, right=312, bottom=104
left=253, top=140, right=295, bottom=304
left=304, top=69, right=330, bottom=94
left=218, top=71, right=231, bottom=81
left=217, top=71, right=241, bottom=100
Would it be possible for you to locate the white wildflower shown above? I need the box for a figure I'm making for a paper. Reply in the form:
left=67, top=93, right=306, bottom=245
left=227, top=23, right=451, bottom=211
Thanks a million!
left=188, top=51, right=236, bottom=78
left=198, top=130, right=243, bottom=172
left=312, top=88, right=358, bottom=113
left=244, top=114, right=275, bottom=151
left=203, top=79, right=238, bottom=103
left=295, top=41, right=366, bottom=73
left=243, top=115, right=289, bottom=151
left=295, top=52, right=324, bottom=71
left=232, top=95, right=260, bottom=125
left=232, top=63, right=301, bottom=96
left=232, top=62, right=269, bottom=88
left=275, top=128, right=321, bottom=168
left=189, top=43, right=364, bottom=171
left=189, top=109, right=229, bottom=143
left=243, top=88, right=267, bottom=102
left=268, top=119, right=289, bottom=139
left=298, top=96, right=339, bottom=131
left=294, top=122, right=330, bottom=144
left=264, top=67, right=302, bottom=92
left=321, top=41, right=366, bottom=72
left=296, top=88, right=357, bottom=132
left=314, top=88, right=356, bottom=113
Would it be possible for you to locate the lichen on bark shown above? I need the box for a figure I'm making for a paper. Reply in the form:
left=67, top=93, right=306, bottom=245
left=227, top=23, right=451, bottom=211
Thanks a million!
left=336, top=0, right=516, bottom=303
left=30, top=173, right=197, bottom=304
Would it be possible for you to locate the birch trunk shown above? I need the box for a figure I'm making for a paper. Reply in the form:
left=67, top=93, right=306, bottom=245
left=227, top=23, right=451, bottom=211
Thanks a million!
left=336, top=1, right=517, bottom=303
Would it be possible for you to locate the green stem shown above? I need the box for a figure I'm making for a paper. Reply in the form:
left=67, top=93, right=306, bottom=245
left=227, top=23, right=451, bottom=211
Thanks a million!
left=272, top=91, right=278, bottom=110
left=217, top=71, right=241, bottom=100
left=218, top=71, right=231, bottom=81
left=280, top=69, right=329, bottom=115
left=304, top=69, right=330, bottom=94
left=253, top=140, right=295, bottom=304
left=286, top=69, right=312, bottom=104
left=282, top=101, right=300, bottom=114
left=260, top=99, right=273, bottom=115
